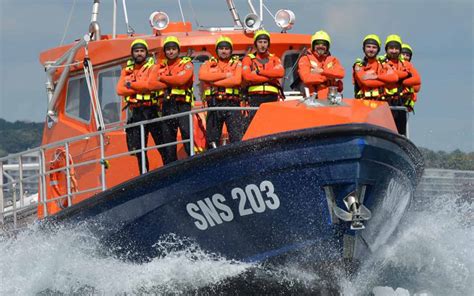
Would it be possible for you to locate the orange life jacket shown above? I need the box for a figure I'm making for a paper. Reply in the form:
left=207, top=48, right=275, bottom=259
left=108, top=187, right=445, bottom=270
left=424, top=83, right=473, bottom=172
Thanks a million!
left=242, top=52, right=284, bottom=95
left=158, top=57, right=195, bottom=105
left=199, top=56, right=242, bottom=100
left=297, top=50, right=344, bottom=98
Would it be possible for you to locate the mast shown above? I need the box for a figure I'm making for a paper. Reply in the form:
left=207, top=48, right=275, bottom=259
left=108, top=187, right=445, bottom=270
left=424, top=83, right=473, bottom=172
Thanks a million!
left=89, top=0, right=101, bottom=41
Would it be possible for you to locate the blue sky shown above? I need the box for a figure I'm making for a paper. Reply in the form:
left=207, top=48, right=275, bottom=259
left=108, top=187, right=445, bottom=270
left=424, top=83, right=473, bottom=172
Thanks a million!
left=0, top=0, right=472, bottom=151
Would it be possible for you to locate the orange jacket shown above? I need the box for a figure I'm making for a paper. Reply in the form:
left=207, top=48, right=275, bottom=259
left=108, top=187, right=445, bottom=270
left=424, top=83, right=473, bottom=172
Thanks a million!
left=384, top=58, right=421, bottom=97
left=242, top=52, right=284, bottom=94
left=404, top=62, right=421, bottom=103
left=401, top=61, right=421, bottom=87
left=116, top=58, right=155, bottom=105
left=158, top=57, right=194, bottom=87
left=147, top=63, right=168, bottom=93
left=199, top=56, right=242, bottom=98
left=149, top=57, right=194, bottom=102
left=297, top=50, right=345, bottom=98
left=353, top=57, right=398, bottom=98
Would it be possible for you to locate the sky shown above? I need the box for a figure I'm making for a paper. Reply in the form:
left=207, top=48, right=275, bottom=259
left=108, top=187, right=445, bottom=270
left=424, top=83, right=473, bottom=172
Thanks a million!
left=0, top=0, right=473, bottom=152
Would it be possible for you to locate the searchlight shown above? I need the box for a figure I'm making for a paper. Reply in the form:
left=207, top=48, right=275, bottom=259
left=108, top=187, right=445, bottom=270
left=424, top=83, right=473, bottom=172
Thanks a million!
left=149, top=11, right=170, bottom=31
left=274, top=9, right=295, bottom=32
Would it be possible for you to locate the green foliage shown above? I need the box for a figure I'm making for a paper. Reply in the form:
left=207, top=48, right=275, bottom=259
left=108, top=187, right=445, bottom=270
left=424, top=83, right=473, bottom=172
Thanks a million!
left=0, top=118, right=44, bottom=157
left=420, top=147, right=474, bottom=170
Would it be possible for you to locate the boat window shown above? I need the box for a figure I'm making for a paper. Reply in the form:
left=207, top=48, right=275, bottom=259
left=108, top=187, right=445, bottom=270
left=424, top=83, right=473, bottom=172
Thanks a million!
left=282, top=51, right=303, bottom=93
left=98, top=67, right=122, bottom=125
left=65, top=76, right=91, bottom=123
left=191, top=54, right=210, bottom=102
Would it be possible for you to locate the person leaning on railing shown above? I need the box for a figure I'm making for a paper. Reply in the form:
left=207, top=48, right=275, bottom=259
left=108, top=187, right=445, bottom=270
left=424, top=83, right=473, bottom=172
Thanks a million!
left=199, top=36, right=243, bottom=149
left=377, top=35, right=421, bottom=135
left=242, top=30, right=284, bottom=126
left=352, top=34, right=398, bottom=100
left=297, top=30, right=345, bottom=99
left=148, top=36, right=194, bottom=164
left=116, top=38, right=165, bottom=174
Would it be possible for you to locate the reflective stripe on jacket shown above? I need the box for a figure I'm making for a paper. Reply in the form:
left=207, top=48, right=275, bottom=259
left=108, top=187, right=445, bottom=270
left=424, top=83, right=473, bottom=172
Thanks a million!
left=116, top=57, right=156, bottom=106
left=158, top=57, right=195, bottom=105
left=242, top=52, right=284, bottom=95
left=199, top=55, right=242, bottom=100
left=353, top=57, right=397, bottom=100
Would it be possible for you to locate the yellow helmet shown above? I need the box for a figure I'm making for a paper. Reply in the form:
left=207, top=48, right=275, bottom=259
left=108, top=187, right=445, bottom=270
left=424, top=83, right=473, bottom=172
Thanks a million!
left=401, top=43, right=413, bottom=53
left=311, top=30, right=331, bottom=48
left=163, top=36, right=180, bottom=48
left=385, top=34, right=402, bottom=49
left=254, top=30, right=271, bottom=42
left=363, top=34, right=381, bottom=48
left=215, top=36, right=233, bottom=49
left=131, top=38, right=148, bottom=50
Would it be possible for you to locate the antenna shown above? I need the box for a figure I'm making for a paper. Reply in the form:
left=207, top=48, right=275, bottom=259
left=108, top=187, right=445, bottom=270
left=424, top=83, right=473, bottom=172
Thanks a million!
left=178, top=0, right=186, bottom=24
left=122, top=0, right=135, bottom=35
left=112, top=0, right=117, bottom=39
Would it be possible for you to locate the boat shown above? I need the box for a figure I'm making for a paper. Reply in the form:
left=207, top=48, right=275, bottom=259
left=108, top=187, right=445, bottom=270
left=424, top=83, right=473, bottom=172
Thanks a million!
left=1, top=0, right=424, bottom=268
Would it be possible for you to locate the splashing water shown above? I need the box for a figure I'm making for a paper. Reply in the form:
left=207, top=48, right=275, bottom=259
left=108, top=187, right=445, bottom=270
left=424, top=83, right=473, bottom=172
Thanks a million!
left=0, top=193, right=472, bottom=295
left=341, top=194, right=473, bottom=295
left=0, top=223, right=253, bottom=295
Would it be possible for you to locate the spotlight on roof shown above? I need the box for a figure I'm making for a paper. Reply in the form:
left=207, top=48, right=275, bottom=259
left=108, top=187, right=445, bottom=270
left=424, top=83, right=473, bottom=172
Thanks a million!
left=149, top=11, right=169, bottom=31
left=274, top=9, right=295, bottom=32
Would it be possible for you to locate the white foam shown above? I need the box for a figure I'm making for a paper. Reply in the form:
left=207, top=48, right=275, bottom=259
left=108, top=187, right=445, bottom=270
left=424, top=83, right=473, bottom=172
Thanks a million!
left=341, top=194, right=473, bottom=295
left=1, top=193, right=471, bottom=295
left=0, top=223, right=252, bottom=295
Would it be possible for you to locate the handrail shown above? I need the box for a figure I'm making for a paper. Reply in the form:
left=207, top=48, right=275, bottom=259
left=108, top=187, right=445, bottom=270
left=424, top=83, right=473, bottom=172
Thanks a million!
left=1, top=103, right=415, bottom=227
left=1, top=106, right=257, bottom=226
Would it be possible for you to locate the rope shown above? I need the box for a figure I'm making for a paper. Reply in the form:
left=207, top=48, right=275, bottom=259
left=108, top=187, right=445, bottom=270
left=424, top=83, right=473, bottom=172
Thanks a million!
left=60, top=0, right=77, bottom=45
left=262, top=3, right=275, bottom=19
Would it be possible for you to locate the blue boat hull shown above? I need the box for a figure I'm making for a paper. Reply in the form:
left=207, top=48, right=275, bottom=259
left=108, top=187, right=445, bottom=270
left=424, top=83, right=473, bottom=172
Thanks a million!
left=53, top=124, right=424, bottom=265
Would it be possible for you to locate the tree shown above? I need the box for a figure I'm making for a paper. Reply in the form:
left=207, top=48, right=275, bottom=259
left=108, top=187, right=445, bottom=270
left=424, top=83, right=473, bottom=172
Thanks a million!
left=0, top=119, right=44, bottom=157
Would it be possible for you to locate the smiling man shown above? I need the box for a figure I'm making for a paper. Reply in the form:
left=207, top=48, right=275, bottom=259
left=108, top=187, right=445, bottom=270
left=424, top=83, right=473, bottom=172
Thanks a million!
left=352, top=34, right=398, bottom=100
left=379, top=34, right=421, bottom=135
left=199, top=36, right=243, bottom=149
left=298, top=30, right=345, bottom=99
left=242, top=30, right=284, bottom=125
left=148, top=36, right=194, bottom=164
left=116, top=38, right=162, bottom=174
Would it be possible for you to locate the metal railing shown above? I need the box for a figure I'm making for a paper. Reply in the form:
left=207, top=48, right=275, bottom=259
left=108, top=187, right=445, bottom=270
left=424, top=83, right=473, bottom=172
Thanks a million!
left=1, top=106, right=257, bottom=229
left=0, top=103, right=415, bottom=229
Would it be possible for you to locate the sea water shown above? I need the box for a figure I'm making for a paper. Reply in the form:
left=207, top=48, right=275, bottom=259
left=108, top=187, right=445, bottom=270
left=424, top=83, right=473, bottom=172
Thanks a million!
left=1, top=194, right=472, bottom=295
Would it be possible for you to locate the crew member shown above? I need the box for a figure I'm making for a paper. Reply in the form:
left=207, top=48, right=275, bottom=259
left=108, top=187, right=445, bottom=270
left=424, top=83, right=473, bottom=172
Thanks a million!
left=352, top=34, right=398, bottom=100
left=380, top=35, right=421, bottom=135
left=242, top=30, right=284, bottom=123
left=297, top=30, right=345, bottom=99
left=116, top=38, right=162, bottom=174
left=148, top=36, right=194, bottom=164
left=199, top=36, right=243, bottom=149
left=400, top=43, right=413, bottom=62
left=400, top=43, right=421, bottom=104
